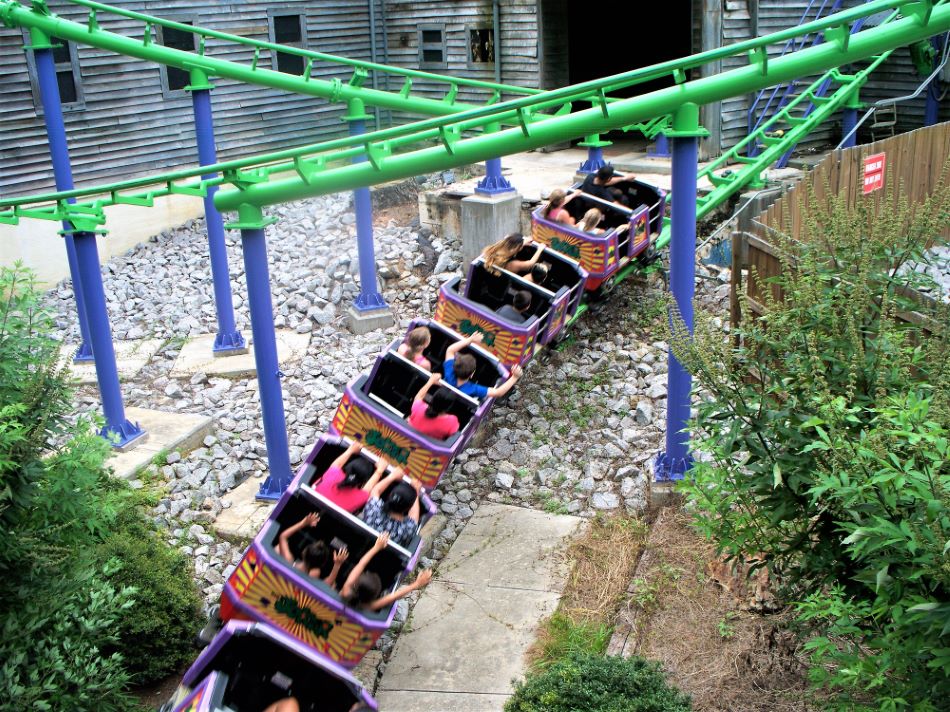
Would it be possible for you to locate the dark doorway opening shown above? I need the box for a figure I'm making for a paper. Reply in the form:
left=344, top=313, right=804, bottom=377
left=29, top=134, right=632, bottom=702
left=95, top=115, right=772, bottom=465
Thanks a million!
left=565, top=0, right=693, bottom=138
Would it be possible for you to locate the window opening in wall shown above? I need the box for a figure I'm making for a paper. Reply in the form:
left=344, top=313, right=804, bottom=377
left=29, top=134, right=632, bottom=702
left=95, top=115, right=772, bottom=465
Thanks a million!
left=24, top=34, right=84, bottom=112
left=269, top=12, right=307, bottom=75
left=418, top=24, right=446, bottom=68
left=157, top=22, right=196, bottom=93
left=469, top=28, right=494, bottom=63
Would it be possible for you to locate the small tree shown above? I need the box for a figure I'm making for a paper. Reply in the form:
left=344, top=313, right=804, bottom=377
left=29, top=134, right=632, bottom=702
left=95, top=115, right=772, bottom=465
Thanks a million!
left=672, top=165, right=950, bottom=708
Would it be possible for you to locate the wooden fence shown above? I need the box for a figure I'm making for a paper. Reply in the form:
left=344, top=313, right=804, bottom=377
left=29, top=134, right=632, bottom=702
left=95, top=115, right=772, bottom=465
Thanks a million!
left=730, top=121, right=950, bottom=328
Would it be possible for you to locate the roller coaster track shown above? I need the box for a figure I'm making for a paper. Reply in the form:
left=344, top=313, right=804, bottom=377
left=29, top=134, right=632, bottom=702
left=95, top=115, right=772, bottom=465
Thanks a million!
left=1, top=0, right=948, bottom=232
left=5, top=0, right=544, bottom=116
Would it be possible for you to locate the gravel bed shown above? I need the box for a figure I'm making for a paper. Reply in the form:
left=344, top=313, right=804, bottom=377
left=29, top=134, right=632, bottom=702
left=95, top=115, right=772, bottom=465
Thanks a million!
left=42, top=190, right=730, bottom=675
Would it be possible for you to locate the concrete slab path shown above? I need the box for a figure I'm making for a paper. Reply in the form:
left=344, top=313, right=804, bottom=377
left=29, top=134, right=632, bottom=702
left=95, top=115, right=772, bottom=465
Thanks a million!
left=376, top=503, right=584, bottom=712
left=170, top=329, right=310, bottom=380
left=107, top=406, right=212, bottom=480
left=65, top=337, right=164, bottom=385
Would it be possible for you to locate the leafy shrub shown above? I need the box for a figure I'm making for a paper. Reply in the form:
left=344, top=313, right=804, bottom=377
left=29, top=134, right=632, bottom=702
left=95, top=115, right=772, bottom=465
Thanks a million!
left=0, top=570, right=136, bottom=712
left=794, top=392, right=949, bottom=710
left=672, top=165, right=950, bottom=708
left=96, top=502, right=204, bottom=684
left=505, top=652, right=692, bottom=712
left=0, top=264, right=203, bottom=703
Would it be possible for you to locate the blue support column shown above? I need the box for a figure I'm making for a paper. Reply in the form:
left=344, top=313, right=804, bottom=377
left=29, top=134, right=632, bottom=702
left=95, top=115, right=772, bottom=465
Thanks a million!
left=31, top=34, right=93, bottom=362
left=344, top=99, right=389, bottom=312
left=227, top=206, right=293, bottom=500
left=578, top=134, right=612, bottom=174
left=475, top=122, right=515, bottom=195
left=924, top=36, right=943, bottom=127
left=475, top=157, right=515, bottom=195
left=72, top=230, right=146, bottom=448
left=649, top=134, right=672, bottom=158
left=187, top=70, right=246, bottom=354
left=841, top=108, right=859, bottom=148
left=655, top=103, right=707, bottom=482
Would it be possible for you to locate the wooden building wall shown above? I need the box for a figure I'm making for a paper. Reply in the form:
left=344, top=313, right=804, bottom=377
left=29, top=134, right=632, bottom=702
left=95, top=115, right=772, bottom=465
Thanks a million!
left=380, top=0, right=542, bottom=123
left=0, top=0, right=377, bottom=199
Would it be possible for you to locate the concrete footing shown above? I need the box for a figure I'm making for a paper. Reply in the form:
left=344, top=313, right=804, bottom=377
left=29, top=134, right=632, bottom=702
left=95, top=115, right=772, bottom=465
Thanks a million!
left=460, top=191, right=522, bottom=269
left=346, top=305, right=395, bottom=334
left=65, top=337, right=164, bottom=385
left=376, top=503, right=583, bottom=712
left=170, top=330, right=311, bottom=379
left=107, top=406, right=213, bottom=480
left=213, top=474, right=276, bottom=543
left=612, top=153, right=673, bottom=176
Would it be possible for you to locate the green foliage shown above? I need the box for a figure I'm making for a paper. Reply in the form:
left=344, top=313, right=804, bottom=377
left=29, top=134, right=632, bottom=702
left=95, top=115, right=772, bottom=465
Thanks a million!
left=0, top=264, right=203, bottom=704
left=96, top=501, right=204, bottom=684
left=671, top=165, right=950, bottom=708
left=530, top=612, right=612, bottom=672
left=794, top=393, right=950, bottom=710
left=0, top=570, right=136, bottom=712
left=505, top=652, right=692, bottom=712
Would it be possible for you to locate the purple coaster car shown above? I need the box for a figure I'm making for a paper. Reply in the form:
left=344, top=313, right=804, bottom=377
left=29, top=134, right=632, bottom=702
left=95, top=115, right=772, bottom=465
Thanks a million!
left=166, top=621, right=377, bottom=711
left=330, top=341, right=492, bottom=489
left=435, top=246, right=587, bottom=368
left=221, top=437, right=436, bottom=666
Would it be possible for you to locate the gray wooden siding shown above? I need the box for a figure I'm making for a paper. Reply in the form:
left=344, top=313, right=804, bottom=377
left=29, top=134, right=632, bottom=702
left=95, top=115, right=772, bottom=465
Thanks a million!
left=0, top=0, right=376, bottom=199
left=381, top=0, right=542, bottom=124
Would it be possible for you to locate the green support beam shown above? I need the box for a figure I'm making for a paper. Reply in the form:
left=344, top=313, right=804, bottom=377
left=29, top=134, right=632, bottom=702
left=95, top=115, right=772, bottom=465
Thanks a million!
left=1, top=1, right=947, bottom=228
left=213, top=2, right=950, bottom=211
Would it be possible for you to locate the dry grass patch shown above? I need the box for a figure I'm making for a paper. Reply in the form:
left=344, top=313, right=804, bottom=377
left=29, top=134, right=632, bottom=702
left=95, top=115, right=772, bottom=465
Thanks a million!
left=634, top=508, right=814, bottom=712
left=527, top=513, right=648, bottom=670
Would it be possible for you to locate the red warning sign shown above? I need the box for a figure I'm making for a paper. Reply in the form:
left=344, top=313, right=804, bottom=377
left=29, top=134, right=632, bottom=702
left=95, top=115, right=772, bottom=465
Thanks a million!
left=863, top=152, right=886, bottom=195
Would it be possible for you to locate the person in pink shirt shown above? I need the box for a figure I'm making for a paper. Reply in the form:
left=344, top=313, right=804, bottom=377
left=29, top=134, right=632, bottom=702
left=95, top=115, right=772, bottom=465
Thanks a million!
left=543, top=188, right=577, bottom=226
left=407, top=373, right=460, bottom=441
left=314, top=440, right=387, bottom=513
left=397, top=325, right=433, bottom=370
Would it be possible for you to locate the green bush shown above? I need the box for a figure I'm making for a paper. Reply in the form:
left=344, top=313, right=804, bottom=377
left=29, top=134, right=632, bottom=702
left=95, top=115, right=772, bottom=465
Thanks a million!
left=96, top=503, right=204, bottom=685
left=505, top=652, right=692, bottom=712
left=794, top=392, right=950, bottom=710
left=0, top=571, right=136, bottom=712
left=672, top=165, right=950, bottom=708
left=0, top=264, right=203, bottom=703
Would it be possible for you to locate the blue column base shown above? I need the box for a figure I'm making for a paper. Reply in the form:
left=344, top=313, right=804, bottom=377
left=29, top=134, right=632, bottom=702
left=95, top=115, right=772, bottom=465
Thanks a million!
left=212, top=329, right=247, bottom=354
left=72, top=341, right=95, bottom=363
left=578, top=147, right=607, bottom=174
left=257, top=470, right=293, bottom=501
left=649, top=135, right=672, bottom=158
left=653, top=451, right=693, bottom=482
left=101, top=418, right=147, bottom=450
left=353, top=291, right=390, bottom=312
left=474, top=173, right=516, bottom=195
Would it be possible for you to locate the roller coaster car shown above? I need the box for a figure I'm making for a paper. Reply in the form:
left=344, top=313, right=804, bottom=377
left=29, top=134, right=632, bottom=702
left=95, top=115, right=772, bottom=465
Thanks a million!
left=220, top=480, right=432, bottom=666
left=164, top=621, right=376, bottom=712
left=393, top=317, right=509, bottom=388
left=531, top=179, right=667, bottom=294
left=434, top=247, right=587, bottom=368
left=330, top=349, right=482, bottom=489
left=291, top=434, right=438, bottom=540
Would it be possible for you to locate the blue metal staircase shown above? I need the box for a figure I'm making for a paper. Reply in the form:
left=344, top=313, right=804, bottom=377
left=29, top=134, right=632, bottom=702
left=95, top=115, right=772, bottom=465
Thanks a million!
left=746, top=0, right=850, bottom=160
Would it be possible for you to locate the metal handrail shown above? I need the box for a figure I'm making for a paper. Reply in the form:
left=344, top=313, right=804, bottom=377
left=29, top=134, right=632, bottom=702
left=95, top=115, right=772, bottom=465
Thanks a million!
left=836, top=31, right=950, bottom=148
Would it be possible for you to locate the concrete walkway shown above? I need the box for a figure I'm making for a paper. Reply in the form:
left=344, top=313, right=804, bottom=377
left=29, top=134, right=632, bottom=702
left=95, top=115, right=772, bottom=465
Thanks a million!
left=376, top=503, right=584, bottom=712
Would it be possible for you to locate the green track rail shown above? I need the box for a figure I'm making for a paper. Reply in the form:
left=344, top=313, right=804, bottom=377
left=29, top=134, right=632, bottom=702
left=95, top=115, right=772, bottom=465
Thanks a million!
left=1, top=0, right=947, bottom=231
left=5, top=0, right=542, bottom=117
